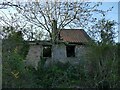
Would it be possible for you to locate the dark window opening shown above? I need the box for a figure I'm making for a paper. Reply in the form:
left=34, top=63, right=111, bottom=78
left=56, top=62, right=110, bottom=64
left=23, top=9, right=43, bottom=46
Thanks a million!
left=66, top=45, right=75, bottom=57
left=43, top=45, right=52, bottom=57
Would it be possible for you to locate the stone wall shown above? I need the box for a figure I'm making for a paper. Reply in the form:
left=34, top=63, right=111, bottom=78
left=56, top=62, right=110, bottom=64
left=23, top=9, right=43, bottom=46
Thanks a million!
left=26, top=43, right=87, bottom=68
left=26, top=44, right=42, bottom=69
left=52, top=44, right=68, bottom=63
left=75, top=45, right=86, bottom=58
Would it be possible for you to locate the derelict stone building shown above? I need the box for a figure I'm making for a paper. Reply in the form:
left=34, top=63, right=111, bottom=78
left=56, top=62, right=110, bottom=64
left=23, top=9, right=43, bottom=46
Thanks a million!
left=26, top=28, right=90, bottom=68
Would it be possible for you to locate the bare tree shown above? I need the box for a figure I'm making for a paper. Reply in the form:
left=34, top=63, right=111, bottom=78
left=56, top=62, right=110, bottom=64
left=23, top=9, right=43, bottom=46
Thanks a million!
left=0, top=1, right=113, bottom=42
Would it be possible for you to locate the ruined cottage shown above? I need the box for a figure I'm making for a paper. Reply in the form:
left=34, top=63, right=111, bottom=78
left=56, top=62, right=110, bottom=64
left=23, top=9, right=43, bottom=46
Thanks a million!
left=26, top=29, right=90, bottom=68
left=26, top=20, right=90, bottom=68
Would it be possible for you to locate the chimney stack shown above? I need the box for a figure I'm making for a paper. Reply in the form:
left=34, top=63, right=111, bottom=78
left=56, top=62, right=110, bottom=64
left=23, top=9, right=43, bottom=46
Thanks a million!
left=52, top=19, right=58, bottom=43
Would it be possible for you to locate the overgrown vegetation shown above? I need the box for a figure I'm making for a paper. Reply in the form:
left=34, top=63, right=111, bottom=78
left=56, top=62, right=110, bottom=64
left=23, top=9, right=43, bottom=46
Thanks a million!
left=1, top=1, right=119, bottom=89
left=2, top=31, right=120, bottom=88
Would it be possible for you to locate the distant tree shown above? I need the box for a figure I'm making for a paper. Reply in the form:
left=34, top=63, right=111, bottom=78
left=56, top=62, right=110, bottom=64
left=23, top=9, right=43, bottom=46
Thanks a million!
left=86, top=18, right=118, bottom=88
left=90, top=18, right=117, bottom=44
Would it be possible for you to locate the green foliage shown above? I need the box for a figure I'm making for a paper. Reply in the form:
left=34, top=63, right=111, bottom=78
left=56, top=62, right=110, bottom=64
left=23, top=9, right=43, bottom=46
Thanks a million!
left=86, top=18, right=119, bottom=88
left=2, top=31, right=31, bottom=88
left=86, top=42, right=119, bottom=88
left=2, top=26, right=119, bottom=88
left=92, top=18, right=116, bottom=44
left=3, top=36, right=119, bottom=88
left=33, top=62, right=81, bottom=88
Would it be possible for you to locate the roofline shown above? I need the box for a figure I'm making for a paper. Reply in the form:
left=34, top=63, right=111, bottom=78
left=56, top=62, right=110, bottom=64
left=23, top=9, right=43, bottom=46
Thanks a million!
left=60, top=29, right=84, bottom=31
left=80, top=29, right=91, bottom=41
left=26, top=40, right=88, bottom=45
